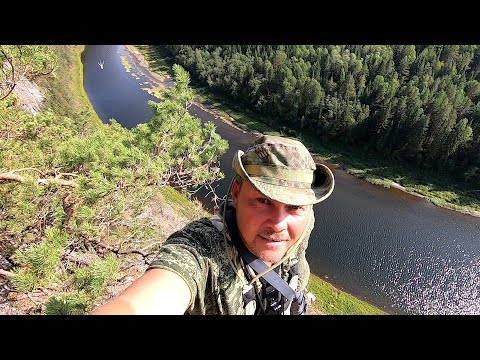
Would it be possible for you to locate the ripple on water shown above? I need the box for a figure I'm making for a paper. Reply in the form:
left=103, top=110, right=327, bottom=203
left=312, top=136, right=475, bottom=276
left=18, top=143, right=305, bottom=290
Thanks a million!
left=382, top=255, right=480, bottom=314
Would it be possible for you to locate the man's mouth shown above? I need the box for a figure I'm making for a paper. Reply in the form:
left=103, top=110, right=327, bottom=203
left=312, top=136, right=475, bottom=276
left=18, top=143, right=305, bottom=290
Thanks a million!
left=258, top=234, right=287, bottom=242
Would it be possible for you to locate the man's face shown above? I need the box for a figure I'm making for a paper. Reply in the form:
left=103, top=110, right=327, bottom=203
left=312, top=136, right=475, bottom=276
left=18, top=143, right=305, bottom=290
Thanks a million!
left=232, top=179, right=311, bottom=266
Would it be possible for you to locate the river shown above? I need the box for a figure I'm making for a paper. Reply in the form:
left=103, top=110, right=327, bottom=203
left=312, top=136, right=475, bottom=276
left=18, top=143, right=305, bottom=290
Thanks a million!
left=82, top=45, right=480, bottom=315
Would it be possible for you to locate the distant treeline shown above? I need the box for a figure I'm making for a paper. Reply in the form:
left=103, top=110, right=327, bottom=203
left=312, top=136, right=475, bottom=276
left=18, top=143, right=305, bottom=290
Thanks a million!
left=161, top=45, right=480, bottom=184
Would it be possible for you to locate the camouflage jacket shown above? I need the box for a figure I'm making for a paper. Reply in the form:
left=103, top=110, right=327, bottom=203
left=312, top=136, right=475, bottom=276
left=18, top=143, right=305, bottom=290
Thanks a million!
left=148, top=210, right=314, bottom=315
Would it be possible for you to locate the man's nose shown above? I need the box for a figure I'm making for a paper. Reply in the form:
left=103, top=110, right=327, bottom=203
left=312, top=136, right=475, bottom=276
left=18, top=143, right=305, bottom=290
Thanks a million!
left=266, top=204, right=289, bottom=232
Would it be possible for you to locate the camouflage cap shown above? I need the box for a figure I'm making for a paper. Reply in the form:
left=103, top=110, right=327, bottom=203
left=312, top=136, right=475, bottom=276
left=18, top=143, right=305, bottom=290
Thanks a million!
left=232, top=135, right=334, bottom=206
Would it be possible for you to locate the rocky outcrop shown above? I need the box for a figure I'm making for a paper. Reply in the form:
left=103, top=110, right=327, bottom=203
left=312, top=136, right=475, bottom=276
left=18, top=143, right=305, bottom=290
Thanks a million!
left=12, top=78, right=45, bottom=115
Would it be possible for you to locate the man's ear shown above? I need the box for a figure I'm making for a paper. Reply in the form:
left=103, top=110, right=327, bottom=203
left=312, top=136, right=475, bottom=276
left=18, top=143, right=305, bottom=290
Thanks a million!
left=232, top=179, right=240, bottom=208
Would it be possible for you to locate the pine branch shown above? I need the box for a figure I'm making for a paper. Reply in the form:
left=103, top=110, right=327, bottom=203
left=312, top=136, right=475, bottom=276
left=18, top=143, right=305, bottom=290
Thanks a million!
left=87, top=238, right=151, bottom=265
left=0, top=48, right=16, bottom=101
left=89, top=238, right=149, bottom=258
left=0, top=172, right=24, bottom=182
left=63, top=253, right=91, bottom=266
left=0, top=168, right=78, bottom=188
left=9, top=167, right=44, bottom=175
left=37, top=178, right=78, bottom=188
left=0, top=269, right=14, bottom=277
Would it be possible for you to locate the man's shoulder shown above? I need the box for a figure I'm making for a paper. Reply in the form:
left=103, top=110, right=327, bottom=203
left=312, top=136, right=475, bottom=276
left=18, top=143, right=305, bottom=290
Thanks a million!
left=166, top=216, right=224, bottom=245
left=160, top=215, right=231, bottom=264
left=178, top=217, right=219, bottom=234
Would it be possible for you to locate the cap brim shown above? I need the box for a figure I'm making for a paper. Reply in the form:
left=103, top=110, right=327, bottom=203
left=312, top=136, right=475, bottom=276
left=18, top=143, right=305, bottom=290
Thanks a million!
left=232, top=150, right=335, bottom=206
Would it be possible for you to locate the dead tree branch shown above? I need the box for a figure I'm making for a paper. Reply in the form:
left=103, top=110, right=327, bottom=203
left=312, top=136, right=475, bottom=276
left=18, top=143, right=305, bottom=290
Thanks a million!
left=0, top=168, right=78, bottom=188
left=0, top=269, right=14, bottom=277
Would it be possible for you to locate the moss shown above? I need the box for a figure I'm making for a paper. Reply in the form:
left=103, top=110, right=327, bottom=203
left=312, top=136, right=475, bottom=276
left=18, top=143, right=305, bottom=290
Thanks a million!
left=35, top=46, right=101, bottom=127
left=308, top=274, right=387, bottom=315
left=159, top=186, right=210, bottom=221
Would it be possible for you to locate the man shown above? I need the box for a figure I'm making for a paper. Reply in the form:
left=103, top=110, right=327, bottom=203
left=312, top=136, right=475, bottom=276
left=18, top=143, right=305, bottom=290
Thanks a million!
left=91, top=135, right=334, bottom=315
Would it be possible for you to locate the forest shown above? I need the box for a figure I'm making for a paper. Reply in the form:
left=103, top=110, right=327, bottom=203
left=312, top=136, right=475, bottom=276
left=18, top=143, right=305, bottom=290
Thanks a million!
left=163, top=45, right=480, bottom=185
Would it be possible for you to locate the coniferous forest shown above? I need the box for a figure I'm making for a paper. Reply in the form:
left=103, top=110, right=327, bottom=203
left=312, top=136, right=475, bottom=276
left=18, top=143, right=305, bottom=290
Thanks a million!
left=163, top=45, right=480, bottom=185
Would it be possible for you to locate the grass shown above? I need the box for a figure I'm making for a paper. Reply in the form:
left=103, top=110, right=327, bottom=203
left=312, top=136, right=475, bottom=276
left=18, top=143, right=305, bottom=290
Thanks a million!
left=160, top=186, right=210, bottom=221
left=308, top=274, right=387, bottom=315
left=193, top=87, right=282, bottom=136
left=306, top=139, right=480, bottom=216
left=120, top=55, right=132, bottom=72
left=35, top=46, right=102, bottom=126
left=133, top=45, right=173, bottom=75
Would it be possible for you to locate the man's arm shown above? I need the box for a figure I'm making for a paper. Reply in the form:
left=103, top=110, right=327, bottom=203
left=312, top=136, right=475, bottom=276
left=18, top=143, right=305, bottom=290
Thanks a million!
left=90, top=268, right=191, bottom=315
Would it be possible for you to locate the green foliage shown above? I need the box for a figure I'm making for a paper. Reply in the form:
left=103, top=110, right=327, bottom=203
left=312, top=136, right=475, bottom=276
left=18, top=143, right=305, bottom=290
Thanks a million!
left=11, top=227, right=68, bottom=291
left=0, top=101, right=95, bottom=176
left=72, top=253, right=119, bottom=298
left=0, top=182, right=40, bottom=233
left=44, top=291, right=91, bottom=315
left=131, top=64, right=229, bottom=189
left=0, top=45, right=57, bottom=100
left=167, top=63, right=195, bottom=104
left=36, top=46, right=101, bottom=120
left=1, top=47, right=228, bottom=314
left=10, top=268, right=37, bottom=292
left=68, top=204, right=98, bottom=238
left=56, top=120, right=137, bottom=177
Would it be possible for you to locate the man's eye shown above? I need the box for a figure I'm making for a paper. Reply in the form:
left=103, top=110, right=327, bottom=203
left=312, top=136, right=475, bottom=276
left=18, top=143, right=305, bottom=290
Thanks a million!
left=287, top=205, right=303, bottom=211
left=257, top=198, right=269, bottom=204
